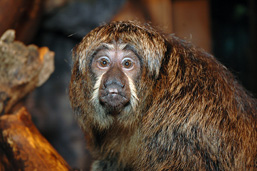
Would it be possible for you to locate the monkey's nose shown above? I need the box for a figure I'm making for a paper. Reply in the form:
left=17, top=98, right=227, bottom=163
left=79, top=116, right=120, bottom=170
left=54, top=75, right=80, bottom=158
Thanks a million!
left=104, top=80, right=125, bottom=89
left=108, top=88, right=119, bottom=94
left=105, top=84, right=122, bottom=96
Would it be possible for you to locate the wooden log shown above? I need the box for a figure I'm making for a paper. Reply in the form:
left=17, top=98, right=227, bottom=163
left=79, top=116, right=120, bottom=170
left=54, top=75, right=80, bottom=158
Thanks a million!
left=0, top=30, right=54, bottom=115
left=0, top=107, right=71, bottom=170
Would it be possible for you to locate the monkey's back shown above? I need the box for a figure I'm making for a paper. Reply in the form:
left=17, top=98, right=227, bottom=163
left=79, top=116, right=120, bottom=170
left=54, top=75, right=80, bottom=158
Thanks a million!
left=136, top=34, right=257, bottom=170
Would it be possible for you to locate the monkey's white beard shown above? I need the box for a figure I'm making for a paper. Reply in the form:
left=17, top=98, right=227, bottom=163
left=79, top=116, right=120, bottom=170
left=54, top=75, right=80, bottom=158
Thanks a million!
left=91, top=73, right=104, bottom=103
left=89, top=73, right=139, bottom=129
left=90, top=73, right=114, bottom=128
left=91, top=73, right=139, bottom=112
left=125, top=73, right=139, bottom=111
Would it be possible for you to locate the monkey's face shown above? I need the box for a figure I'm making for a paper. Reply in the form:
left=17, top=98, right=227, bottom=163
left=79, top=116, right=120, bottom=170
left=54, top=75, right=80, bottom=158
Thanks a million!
left=70, top=21, right=167, bottom=129
left=91, top=43, right=141, bottom=115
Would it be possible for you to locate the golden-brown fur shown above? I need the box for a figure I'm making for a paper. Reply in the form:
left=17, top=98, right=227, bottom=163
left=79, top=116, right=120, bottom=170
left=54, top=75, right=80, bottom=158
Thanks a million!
left=69, top=21, right=257, bottom=170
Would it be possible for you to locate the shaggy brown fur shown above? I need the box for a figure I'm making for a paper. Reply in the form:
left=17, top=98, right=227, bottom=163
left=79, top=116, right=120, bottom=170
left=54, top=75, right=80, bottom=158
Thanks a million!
left=69, top=21, right=257, bottom=170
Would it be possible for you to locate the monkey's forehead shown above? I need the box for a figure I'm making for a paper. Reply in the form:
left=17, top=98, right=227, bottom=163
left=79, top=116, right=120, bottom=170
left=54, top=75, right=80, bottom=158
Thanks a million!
left=76, top=21, right=167, bottom=77
left=99, top=42, right=127, bottom=51
left=80, top=21, right=166, bottom=50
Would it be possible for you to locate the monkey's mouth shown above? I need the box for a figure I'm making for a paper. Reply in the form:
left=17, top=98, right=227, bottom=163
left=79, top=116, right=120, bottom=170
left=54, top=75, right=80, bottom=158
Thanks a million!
left=99, top=90, right=130, bottom=114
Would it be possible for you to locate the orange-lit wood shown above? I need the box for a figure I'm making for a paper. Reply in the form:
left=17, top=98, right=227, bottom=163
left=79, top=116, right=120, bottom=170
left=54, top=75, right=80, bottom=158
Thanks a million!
left=0, top=107, right=71, bottom=170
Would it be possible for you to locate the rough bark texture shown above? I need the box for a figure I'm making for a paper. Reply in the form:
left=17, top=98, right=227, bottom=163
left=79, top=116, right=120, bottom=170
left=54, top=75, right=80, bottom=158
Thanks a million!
left=0, top=29, right=54, bottom=115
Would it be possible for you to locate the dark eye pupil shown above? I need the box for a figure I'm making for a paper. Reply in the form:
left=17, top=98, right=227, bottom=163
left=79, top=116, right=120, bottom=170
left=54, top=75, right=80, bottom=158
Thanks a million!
left=99, top=58, right=109, bottom=67
left=123, top=60, right=133, bottom=68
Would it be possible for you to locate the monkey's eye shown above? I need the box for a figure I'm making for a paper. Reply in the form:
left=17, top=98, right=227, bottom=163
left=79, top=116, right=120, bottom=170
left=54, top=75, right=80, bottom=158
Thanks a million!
left=122, top=58, right=133, bottom=69
left=98, top=57, right=110, bottom=68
